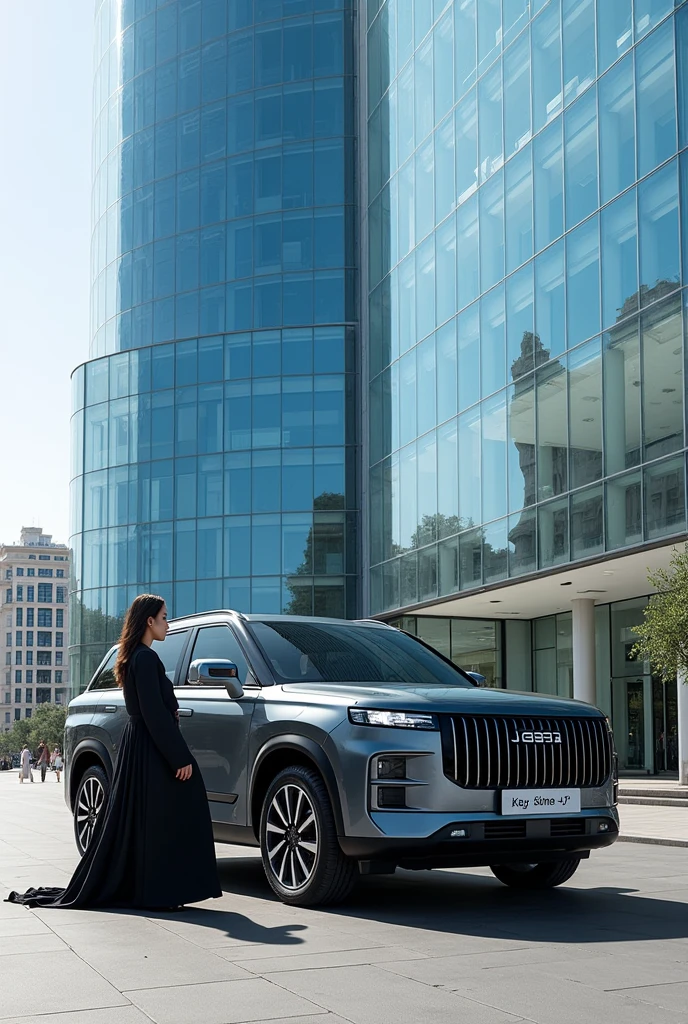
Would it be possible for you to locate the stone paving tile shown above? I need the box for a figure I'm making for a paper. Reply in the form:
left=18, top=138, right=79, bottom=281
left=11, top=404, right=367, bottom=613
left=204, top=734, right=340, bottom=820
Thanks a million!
left=229, top=944, right=429, bottom=975
left=618, top=982, right=688, bottom=1014
left=377, top=944, right=598, bottom=984
left=0, top=915, right=54, bottom=938
left=0, top=949, right=129, bottom=1019
left=0, top=932, right=68, bottom=957
left=0, top=1008, right=152, bottom=1024
left=262, top=964, right=524, bottom=1024
left=125, top=977, right=325, bottom=1024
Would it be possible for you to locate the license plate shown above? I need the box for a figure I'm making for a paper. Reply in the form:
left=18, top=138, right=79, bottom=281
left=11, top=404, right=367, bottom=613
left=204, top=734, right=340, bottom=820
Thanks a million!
left=500, top=788, right=581, bottom=815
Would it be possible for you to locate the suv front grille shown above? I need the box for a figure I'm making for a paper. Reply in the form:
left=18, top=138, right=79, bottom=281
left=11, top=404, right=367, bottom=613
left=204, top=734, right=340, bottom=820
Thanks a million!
left=441, top=715, right=613, bottom=790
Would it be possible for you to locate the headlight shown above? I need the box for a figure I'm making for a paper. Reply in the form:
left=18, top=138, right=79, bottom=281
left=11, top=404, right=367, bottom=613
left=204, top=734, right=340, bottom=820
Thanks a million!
left=348, top=708, right=438, bottom=730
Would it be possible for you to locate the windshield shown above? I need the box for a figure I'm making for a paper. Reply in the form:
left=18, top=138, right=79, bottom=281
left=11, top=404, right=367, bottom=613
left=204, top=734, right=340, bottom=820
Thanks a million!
left=248, top=621, right=475, bottom=687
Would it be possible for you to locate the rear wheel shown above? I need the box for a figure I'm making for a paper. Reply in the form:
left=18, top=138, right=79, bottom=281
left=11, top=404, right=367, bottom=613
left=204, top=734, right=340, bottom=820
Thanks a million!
left=490, top=858, right=582, bottom=889
left=73, top=765, right=109, bottom=855
left=260, top=765, right=356, bottom=907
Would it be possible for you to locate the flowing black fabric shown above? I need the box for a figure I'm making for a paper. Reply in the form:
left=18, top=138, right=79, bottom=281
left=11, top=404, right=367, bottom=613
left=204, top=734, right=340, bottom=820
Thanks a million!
left=5, top=644, right=222, bottom=910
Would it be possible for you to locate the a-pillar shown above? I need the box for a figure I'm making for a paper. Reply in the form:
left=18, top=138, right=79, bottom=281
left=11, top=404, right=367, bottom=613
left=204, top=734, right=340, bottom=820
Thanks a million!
left=678, top=668, right=688, bottom=786
left=572, top=599, right=597, bottom=706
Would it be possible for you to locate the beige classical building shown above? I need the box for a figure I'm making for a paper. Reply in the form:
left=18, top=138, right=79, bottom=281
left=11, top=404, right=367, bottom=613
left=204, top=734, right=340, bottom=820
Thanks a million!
left=0, top=528, right=70, bottom=733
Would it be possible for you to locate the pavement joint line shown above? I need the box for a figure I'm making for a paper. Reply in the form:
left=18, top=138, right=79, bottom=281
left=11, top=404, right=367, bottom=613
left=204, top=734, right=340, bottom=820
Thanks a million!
left=618, top=836, right=688, bottom=848
left=606, top=980, right=688, bottom=993
left=0, top=1006, right=132, bottom=1024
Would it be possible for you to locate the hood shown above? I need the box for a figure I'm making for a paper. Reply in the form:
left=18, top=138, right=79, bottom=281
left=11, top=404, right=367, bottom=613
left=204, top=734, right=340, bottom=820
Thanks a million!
left=281, top=682, right=602, bottom=718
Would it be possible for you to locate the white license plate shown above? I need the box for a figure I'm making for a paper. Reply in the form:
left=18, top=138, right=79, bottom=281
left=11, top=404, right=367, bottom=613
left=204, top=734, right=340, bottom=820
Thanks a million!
left=500, top=788, right=581, bottom=815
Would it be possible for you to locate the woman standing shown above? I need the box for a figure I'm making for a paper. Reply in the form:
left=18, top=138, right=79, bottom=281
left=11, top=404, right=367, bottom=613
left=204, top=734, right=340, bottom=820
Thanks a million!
left=18, top=745, right=33, bottom=784
left=51, top=747, right=63, bottom=783
left=36, top=741, right=50, bottom=783
left=6, top=594, right=222, bottom=910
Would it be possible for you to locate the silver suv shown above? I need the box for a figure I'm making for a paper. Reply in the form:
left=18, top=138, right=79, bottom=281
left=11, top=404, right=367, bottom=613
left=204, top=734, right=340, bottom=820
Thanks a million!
left=64, top=611, right=619, bottom=906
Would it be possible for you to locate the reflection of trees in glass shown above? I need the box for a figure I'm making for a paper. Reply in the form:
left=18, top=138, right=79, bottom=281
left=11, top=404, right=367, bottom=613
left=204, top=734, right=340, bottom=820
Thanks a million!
left=284, top=492, right=346, bottom=617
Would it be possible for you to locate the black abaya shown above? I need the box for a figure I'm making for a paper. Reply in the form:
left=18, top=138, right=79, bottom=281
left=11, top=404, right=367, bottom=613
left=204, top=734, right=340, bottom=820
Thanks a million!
left=6, top=643, right=222, bottom=909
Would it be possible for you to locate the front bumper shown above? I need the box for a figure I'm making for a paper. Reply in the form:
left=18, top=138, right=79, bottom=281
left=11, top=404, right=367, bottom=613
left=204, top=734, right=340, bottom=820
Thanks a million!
left=339, top=810, right=619, bottom=868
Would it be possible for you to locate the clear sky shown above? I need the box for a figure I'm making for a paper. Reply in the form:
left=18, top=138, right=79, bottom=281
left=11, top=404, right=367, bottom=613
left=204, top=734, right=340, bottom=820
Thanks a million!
left=0, top=1, right=94, bottom=547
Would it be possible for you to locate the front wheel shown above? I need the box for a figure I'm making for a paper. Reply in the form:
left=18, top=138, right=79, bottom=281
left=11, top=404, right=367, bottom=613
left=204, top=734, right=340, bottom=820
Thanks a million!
left=490, top=858, right=582, bottom=889
left=73, top=765, right=109, bottom=855
left=260, top=766, right=356, bottom=907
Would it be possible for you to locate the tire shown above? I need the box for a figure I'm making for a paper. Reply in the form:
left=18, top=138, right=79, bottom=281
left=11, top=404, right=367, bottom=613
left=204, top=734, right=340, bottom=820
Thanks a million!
left=259, top=765, right=356, bottom=907
left=73, top=764, right=109, bottom=855
left=490, top=858, right=582, bottom=889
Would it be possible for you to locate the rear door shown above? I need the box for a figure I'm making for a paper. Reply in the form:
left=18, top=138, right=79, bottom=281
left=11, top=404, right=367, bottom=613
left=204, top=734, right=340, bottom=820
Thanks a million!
left=175, top=624, right=257, bottom=825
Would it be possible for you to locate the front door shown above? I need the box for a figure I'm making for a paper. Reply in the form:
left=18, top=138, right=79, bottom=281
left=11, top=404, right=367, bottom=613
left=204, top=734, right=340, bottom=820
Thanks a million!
left=611, top=676, right=647, bottom=771
left=652, top=676, right=678, bottom=774
left=175, top=624, right=256, bottom=825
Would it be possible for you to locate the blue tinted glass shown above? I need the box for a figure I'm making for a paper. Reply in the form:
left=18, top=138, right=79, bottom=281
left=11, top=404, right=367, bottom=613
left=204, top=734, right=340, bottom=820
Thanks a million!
left=599, top=55, right=635, bottom=205
left=253, top=331, right=281, bottom=376
left=151, top=392, right=174, bottom=459
left=253, top=450, right=281, bottom=511
left=228, top=32, right=254, bottom=93
left=480, top=286, right=505, bottom=397
left=225, top=453, right=251, bottom=514
left=175, top=386, right=198, bottom=456
left=534, top=239, right=565, bottom=359
left=636, top=20, right=677, bottom=179
left=566, top=216, right=600, bottom=347
left=197, top=455, right=223, bottom=516
left=256, top=25, right=283, bottom=87
left=564, top=89, right=598, bottom=229
left=601, top=189, right=638, bottom=328
left=225, top=516, right=251, bottom=576
left=315, top=376, right=345, bottom=444
left=252, top=516, right=281, bottom=574
left=202, top=43, right=226, bottom=105
left=283, top=449, right=314, bottom=510
left=175, top=457, right=197, bottom=519
left=152, top=345, right=174, bottom=389
left=638, top=160, right=680, bottom=301
left=176, top=339, right=197, bottom=385
left=198, top=383, right=223, bottom=452
left=175, top=520, right=196, bottom=580
left=314, top=327, right=345, bottom=372
left=597, top=0, right=632, bottom=73
left=534, top=118, right=563, bottom=252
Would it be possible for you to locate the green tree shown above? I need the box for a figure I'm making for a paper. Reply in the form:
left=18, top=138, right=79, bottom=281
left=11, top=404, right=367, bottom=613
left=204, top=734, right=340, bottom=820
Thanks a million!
left=0, top=704, right=67, bottom=757
left=632, top=547, right=688, bottom=785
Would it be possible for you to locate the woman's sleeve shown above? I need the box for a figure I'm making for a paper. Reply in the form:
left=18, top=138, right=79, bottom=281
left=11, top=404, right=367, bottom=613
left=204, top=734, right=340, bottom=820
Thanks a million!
left=131, top=648, right=192, bottom=772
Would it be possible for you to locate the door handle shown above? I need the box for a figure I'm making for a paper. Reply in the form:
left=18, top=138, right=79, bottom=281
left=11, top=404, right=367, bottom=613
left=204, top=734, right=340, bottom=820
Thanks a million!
left=177, top=708, right=193, bottom=717
left=103, top=706, right=118, bottom=713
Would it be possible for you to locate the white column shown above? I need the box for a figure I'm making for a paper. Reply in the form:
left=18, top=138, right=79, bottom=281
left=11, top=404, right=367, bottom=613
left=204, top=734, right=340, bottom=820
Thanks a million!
left=678, top=668, right=688, bottom=787
left=572, top=599, right=597, bottom=706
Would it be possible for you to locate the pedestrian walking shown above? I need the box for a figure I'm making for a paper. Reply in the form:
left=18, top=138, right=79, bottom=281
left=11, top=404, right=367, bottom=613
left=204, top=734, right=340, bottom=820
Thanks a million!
left=5, top=594, right=222, bottom=911
left=18, top=745, right=33, bottom=784
left=51, top=747, right=63, bottom=782
left=36, top=741, right=50, bottom=783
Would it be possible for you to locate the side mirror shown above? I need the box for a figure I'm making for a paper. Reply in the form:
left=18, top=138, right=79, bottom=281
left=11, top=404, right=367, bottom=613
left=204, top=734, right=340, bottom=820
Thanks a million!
left=466, top=671, right=486, bottom=687
left=188, top=659, right=244, bottom=699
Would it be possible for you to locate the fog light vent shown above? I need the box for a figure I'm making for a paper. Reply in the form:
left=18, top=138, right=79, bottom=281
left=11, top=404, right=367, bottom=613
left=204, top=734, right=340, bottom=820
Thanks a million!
left=377, top=786, right=406, bottom=808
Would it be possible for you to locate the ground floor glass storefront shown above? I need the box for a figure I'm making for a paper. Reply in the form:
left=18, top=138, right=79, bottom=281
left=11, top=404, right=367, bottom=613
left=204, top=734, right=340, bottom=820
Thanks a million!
left=398, top=596, right=679, bottom=776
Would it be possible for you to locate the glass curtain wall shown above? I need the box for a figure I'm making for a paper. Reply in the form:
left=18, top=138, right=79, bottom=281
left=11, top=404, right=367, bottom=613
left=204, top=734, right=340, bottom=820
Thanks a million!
left=367, top=0, right=688, bottom=616
left=70, top=0, right=358, bottom=690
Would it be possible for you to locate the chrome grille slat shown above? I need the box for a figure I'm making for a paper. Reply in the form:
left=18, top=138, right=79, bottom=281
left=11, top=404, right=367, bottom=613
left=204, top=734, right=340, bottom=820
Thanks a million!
left=444, top=715, right=613, bottom=790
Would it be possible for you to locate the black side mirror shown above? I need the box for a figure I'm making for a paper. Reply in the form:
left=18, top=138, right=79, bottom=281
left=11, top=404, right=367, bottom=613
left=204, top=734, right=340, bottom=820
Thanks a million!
left=466, top=671, right=486, bottom=687
left=187, top=659, right=244, bottom=699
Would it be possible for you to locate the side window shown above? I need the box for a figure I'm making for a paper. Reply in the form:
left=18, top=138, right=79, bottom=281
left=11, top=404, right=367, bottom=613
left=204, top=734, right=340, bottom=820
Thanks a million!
left=89, top=650, right=117, bottom=690
left=187, top=625, right=249, bottom=685
left=151, top=629, right=191, bottom=682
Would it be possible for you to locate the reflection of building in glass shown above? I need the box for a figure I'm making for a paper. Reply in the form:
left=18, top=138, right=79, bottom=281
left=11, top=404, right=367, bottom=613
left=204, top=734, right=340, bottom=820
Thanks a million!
left=366, top=0, right=688, bottom=776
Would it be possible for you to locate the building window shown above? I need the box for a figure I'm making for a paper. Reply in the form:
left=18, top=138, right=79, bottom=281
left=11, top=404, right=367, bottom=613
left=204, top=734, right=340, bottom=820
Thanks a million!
left=16, top=586, right=23, bottom=602
left=5, top=589, right=12, bottom=603
left=26, top=651, right=33, bottom=665
left=36, top=685, right=51, bottom=702
left=5, top=633, right=11, bottom=647
left=27, top=586, right=34, bottom=602
left=37, top=651, right=52, bottom=666
left=56, top=569, right=65, bottom=577
left=55, top=632, right=63, bottom=648
left=55, top=556, right=65, bottom=561
left=26, top=568, right=34, bottom=576
left=38, top=568, right=53, bottom=577
left=55, top=651, right=63, bottom=665
left=15, top=652, right=22, bottom=665
left=38, top=555, right=50, bottom=561
left=56, top=609, right=63, bottom=628
left=28, top=555, right=35, bottom=560
left=55, top=671, right=63, bottom=684
left=26, top=670, right=33, bottom=684
left=25, top=708, right=32, bottom=718
left=37, top=584, right=52, bottom=603
left=37, top=609, right=52, bottom=628
left=25, top=688, right=32, bottom=703
left=37, top=631, right=52, bottom=647
left=16, top=608, right=23, bottom=626
left=14, top=708, right=20, bottom=721
left=25, top=632, right=33, bottom=648
left=15, top=632, right=22, bottom=646
left=56, top=586, right=66, bottom=603
left=14, top=688, right=20, bottom=703
left=3, top=691, right=9, bottom=702
left=26, top=608, right=34, bottom=627
left=4, top=712, right=9, bottom=724
left=15, top=568, right=23, bottom=577
left=4, top=569, right=10, bottom=579
left=5, top=654, right=10, bottom=666
left=15, top=671, right=21, bottom=685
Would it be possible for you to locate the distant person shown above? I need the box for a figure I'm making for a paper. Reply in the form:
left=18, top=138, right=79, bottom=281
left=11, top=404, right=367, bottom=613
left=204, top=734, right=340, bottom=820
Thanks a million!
left=36, top=741, right=50, bottom=783
left=51, top=747, right=63, bottom=783
left=19, top=745, right=33, bottom=784
left=6, top=594, right=221, bottom=911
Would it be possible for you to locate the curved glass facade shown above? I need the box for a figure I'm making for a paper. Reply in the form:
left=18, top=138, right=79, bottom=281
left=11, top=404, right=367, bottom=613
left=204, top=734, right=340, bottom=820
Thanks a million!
left=70, top=0, right=358, bottom=685
left=367, top=0, right=688, bottom=615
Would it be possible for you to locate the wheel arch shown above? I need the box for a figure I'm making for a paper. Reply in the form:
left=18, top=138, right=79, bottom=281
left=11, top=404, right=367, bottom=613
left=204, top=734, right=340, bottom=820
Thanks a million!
left=248, top=735, right=345, bottom=840
left=68, top=740, right=113, bottom=811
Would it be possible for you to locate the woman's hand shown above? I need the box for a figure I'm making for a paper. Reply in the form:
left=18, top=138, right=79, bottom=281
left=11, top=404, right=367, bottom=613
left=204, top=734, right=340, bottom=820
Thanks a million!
left=176, top=764, right=193, bottom=781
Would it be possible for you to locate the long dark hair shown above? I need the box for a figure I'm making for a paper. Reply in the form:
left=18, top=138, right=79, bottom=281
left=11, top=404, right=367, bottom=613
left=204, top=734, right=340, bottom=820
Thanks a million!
left=114, top=594, right=165, bottom=688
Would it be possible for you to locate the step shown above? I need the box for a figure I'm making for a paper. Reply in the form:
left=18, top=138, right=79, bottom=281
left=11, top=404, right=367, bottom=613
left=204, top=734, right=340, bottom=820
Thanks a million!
left=618, top=795, right=688, bottom=808
left=619, top=787, right=688, bottom=800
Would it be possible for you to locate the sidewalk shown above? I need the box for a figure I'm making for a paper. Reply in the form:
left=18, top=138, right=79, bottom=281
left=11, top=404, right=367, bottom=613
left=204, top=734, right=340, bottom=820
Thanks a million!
left=618, top=804, right=688, bottom=848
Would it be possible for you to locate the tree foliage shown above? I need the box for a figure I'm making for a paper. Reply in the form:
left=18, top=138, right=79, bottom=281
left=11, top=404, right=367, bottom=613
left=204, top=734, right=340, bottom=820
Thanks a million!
left=631, top=546, right=688, bottom=682
left=0, top=703, right=68, bottom=756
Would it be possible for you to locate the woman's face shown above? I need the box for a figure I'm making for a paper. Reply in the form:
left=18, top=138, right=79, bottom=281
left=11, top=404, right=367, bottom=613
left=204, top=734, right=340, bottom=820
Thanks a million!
left=148, top=603, right=169, bottom=642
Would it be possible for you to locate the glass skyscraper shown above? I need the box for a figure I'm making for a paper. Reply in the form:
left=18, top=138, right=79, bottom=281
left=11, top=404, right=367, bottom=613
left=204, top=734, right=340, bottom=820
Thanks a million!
left=71, top=0, right=688, bottom=774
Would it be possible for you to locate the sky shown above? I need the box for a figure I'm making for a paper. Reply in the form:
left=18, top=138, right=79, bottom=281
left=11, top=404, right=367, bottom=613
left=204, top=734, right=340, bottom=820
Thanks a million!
left=0, top=1, right=94, bottom=547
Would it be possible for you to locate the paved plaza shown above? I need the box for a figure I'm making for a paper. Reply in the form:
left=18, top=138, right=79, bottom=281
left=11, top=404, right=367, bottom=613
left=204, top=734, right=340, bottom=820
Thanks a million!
left=0, top=773, right=687, bottom=1024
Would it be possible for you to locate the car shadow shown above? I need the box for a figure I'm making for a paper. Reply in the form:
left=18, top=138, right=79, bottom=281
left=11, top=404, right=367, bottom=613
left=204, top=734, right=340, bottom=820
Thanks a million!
left=213, top=855, right=688, bottom=947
